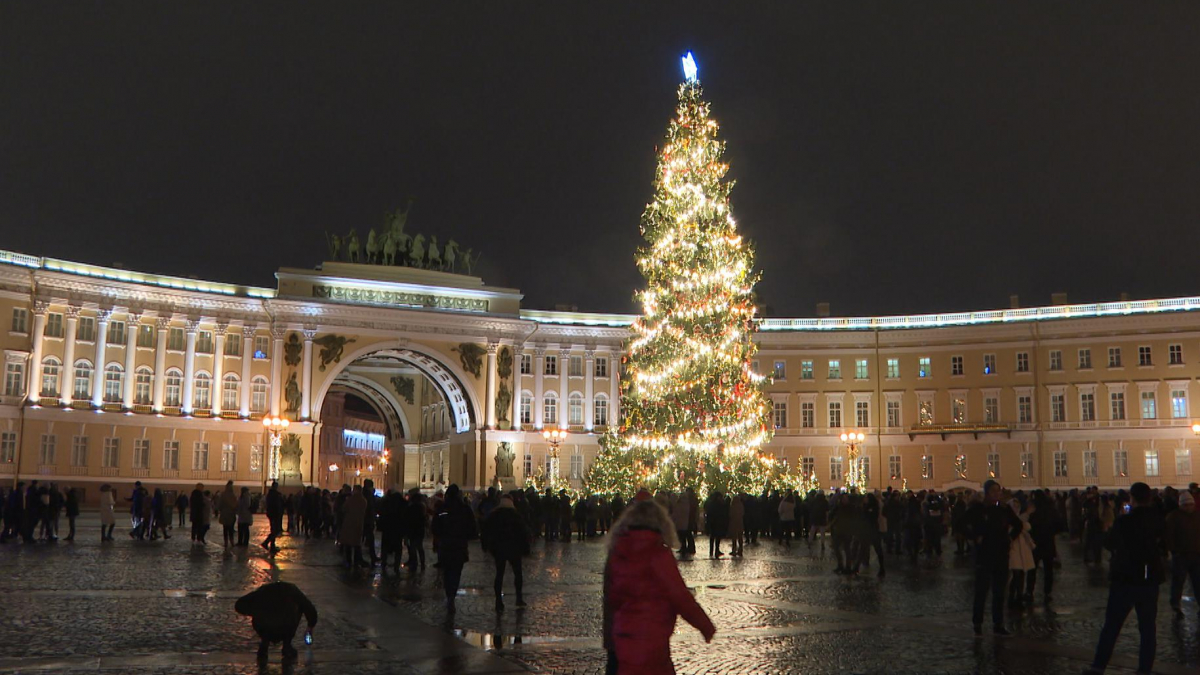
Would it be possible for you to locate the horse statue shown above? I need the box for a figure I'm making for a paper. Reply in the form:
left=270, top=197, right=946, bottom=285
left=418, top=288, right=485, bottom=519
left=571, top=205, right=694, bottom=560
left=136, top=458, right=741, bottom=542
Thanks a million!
left=408, top=234, right=426, bottom=268
left=325, top=232, right=342, bottom=261
left=443, top=240, right=459, bottom=272
left=381, top=231, right=397, bottom=266
left=427, top=236, right=442, bottom=270
left=345, top=229, right=361, bottom=263
left=365, top=228, right=380, bottom=264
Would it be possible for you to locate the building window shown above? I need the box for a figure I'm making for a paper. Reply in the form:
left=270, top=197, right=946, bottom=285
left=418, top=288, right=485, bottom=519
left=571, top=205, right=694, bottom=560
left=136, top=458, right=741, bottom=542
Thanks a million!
left=102, top=438, right=119, bottom=468
left=889, top=455, right=902, bottom=479
left=772, top=360, right=786, bottom=380
left=41, top=357, right=62, bottom=397
left=40, top=434, right=56, bottom=465
left=983, top=354, right=996, bottom=375
left=104, top=364, right=123, bottom=403
left=1078, top=349, right=1092, bottom=369
left=799, top=456, right=815, bottom=478
left=860, top=456, right=871, bottom=482
left=801, top=360, right=814, bottom=380
left=1169, top=344, right=1183, bottom=365
left=918, top=399, right=934, bottom=426
left=568, top=393, right=584, bottom=425
left=519, top=393, right=532, bottom=425
left=249, top=445, right=262, bottom=473
left=224, top=334, right=242, bottom=356
left=222, top=374, right=240, bottom=410
left=1048, top=350, right=1062, bottom=371
left=773, top=401, right=787, bottom=429
left=520, top=354, right=531, bottom=374
left=1081, top=393, right=1096, bottom=422
left=828, top=360, right=841, bottom=380
left=73, top=360, right=93, bottom=400
left=951, top=397, right=966, bottom=424
left=568, top=356, right=583, bottom=377
left=1020, top=451, right=1034, bottom=479
left=983, top=396, right=998, bottom=423
left=594, top=357, right=608, bottom=377
left=1177, top=449, right=1192, bottom=476
left=1110, top=392, right=1126, bottom=421
left=918, top=357, right=931, bottom=378
left=1053, top=451, right=1067, bottom=478
left=856, top=400, right=870, bottom=427
left=1016, top=352, right=1030, bottom=373
left=544, top=355, right=558, bottom=376
left=1114, top=449, right=1129, bottom=477
left=1140, top=391, right=1157, bottom=420
left=71, top=436, right=88, bottom=467
left=1172, top=389, right=1189, bottom=419
left=543, top=392, right=558, bottom=425
left=133, top=438, right=150, bottom=469
left=164, top=369, right=183, bottom=407
left=251, top=376, right=269, bottom=413
left=192, top=442, right=209, bottom=471
left=253, top=335, right=269, bottom=359
left=3, top=362, right=23, bottom=397
left=137, top=324, right=155, bottom=348
left=0, top=431, right=16, bottom=463
left=163, top=440, right=180, bottom=470
left=1145, top=449, right=1160, bottom=477
left=106, top=321, right=126, bottom=345
left=886, top=358, right=899, bottom=379
left=569, top=454, right=584, bottom=480
left=828, top=401, right=842, bottom=428
left=76, top=316, right=95, bottom=342
left=1108, top=347, right=1122, bottom=368
left=801, top=401, right=815, bottom=428
left=196, top=331, right=214, bottom=354
left=1136, top=346, right=1151, bottom=367
left=168, top=327, right=185, bottom=351
left=920, top=455, right=933, bottom=479
left=134, top=367, right=153, bottom=405
left=1083, top=450, right=1098, bottom=478
left=221, top=443, right=237, bottom=472
left=522, top=453, right=532, bottom=477
left=855, top=359, right=868, bottom=379
left=1018, top=395, right=1033, bottom=424
left=886, top=400, right=901, bottom=428
left=951, top=356, right=963, bottom=376
left=594, top=396, right=609, bottom=426
left=10, top=307, right=28, bottom=333
left=830, top=456, right=844, bottom=482
left=1051, top=394, right=1065, bottom=422
left=987, top=452, right=1000, bottom=479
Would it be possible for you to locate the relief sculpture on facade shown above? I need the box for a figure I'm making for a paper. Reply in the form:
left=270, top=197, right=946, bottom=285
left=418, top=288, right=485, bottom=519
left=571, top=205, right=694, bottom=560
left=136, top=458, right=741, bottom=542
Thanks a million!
left=312, top=334, right=356, bottom=371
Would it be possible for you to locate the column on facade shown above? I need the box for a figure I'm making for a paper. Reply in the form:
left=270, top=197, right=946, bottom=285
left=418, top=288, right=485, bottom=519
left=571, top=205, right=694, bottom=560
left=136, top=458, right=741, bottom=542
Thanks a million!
left=60, top=306, right=80, bottom=406
left=152, top=317, right=170, bottom=411
left=558, top=348, right=570, bottom=428
left=584, top=350, right=595, bottom=431
left=300, top=328, right=315, bottom=420
left=211, top=322, right=227, bottom=416
left=90, top=309, right=111, bottom=407
left=484, top=342, right=498, bottom=429
left=239, top=325, right=253, bottom=416
left=180, top=319, right=199, bottom=414
left=510, top=346, right=523, bottom=430
left=270, top=325, right=285, bottom=417
left=122, top=311, right=140, bottom=408
left=26, top=301, right=48, bottom=402
left=609, top=350, right=620, bottom=426
left=533, top=348, right=545, bottom=429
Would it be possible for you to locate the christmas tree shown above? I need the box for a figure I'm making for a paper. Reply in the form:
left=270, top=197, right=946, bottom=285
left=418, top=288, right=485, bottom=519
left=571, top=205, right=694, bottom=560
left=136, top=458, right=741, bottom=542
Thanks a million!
left=588, top=53, right=786, bottom=497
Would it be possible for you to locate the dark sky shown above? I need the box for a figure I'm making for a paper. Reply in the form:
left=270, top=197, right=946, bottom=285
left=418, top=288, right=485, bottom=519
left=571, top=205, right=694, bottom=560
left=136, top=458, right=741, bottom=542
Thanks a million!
left=3, top=3, right=1200, bottom=317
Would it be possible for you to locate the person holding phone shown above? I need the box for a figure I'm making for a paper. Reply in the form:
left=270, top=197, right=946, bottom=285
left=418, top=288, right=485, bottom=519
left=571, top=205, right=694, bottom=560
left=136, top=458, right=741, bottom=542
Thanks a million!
left=235, top=581, right=318, bottom=663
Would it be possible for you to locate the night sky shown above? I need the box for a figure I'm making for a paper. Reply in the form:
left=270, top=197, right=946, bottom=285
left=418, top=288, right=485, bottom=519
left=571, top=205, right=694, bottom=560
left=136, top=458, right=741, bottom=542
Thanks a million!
left=3, top=3, right=1200, bottom=317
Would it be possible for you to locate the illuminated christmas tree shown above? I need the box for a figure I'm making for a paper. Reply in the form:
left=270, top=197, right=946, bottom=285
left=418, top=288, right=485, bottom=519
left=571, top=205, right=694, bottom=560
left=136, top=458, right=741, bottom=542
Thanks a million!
left=587, top=54, right=785, bottom=497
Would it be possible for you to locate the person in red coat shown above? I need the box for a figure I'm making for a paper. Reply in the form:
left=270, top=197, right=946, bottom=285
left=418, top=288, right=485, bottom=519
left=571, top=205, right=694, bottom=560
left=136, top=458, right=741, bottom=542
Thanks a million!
left=603, top=497, right=716, bottom=674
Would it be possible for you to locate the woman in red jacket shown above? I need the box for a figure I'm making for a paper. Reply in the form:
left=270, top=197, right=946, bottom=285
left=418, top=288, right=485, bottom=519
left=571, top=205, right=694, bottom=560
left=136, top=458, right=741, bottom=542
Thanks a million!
left=603, top=496, right=716, bottom=674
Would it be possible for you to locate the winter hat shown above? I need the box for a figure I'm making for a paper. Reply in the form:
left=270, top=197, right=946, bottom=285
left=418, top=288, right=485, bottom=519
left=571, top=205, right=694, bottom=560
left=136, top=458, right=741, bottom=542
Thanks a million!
left=1180, top=491, right=1195, bottom=508
left=634, top=488, right=652, bottom=502
left=497, top=496, right=515, bottom=509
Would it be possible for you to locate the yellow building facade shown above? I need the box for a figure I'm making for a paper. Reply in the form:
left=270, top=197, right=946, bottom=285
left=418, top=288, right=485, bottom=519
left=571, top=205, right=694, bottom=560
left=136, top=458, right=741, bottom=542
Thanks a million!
left=0, top=247, right=1197, bottom=502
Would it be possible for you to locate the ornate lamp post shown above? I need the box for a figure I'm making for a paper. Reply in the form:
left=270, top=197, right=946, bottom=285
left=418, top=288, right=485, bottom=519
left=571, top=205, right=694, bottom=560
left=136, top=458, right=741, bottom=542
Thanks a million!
left=840, top=430, right=867, bottom=491
left=542, top=427, right=568, bottom=489
left=262, top=415, right=290, bottom=493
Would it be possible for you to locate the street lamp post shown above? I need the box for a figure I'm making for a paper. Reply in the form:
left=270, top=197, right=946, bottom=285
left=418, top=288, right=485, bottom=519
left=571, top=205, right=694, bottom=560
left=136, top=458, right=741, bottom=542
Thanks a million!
left=840, top=430, right=867, bottom=491
left=542, top=427, right=568, bottom=489
left=262, top=415, right=290, bottom=495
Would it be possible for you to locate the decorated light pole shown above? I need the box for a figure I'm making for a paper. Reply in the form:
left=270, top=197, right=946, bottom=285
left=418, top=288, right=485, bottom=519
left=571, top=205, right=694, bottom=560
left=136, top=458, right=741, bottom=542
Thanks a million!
left=542, top=427, right=568, bottom=489
left=840, top=430, right=867, bottom=492
left=262, top=415, right=290, bottom=493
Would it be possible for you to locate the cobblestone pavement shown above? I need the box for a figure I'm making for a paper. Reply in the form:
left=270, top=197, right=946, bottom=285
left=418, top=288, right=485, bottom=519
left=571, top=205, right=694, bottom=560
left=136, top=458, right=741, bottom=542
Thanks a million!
left=1, top=517, right=1197, bottom=674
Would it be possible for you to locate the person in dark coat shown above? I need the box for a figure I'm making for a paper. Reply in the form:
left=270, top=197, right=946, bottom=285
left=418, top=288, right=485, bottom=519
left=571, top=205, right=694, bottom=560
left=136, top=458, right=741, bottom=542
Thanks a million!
left=967, top=480, right=1022, bottom=636
left=378, top=489, right=406, bottom=571
left=704, top=490, right=729, bottom=558
left=1, top=481, right=24, bottom=543
left=1027, top=490, right=1060, bottom=601
left=189, top=483, right=206, bottom=542
left=432, top=484, right=477, bottom=612
left=262, top=481, right=284, bottom=554
left=361, top=479, right=379, bottom=565
left=175, top=491, right=189, bottom=528
left=236, top=487, right=253, bottom=547
left=403, top=489, right=428, bottom=569
left=64, top=487, right=80, bottom=542
left=482, top=495, right=531, bottom=612
left=235, top=581, right=318, bottom=663
left=150, top=488, right=170, bottom=540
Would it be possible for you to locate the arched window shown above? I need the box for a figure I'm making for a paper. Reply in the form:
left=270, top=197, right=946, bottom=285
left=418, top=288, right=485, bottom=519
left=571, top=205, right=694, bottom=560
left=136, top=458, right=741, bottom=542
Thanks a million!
left=250, top=376, right=269, bottom=413
left=164, top=368, right=183, bottom=407
left=568, top=392, right=584, bottom=426
left=594, top=393, right=609, bottom=427
left=103, top=363, right=123, bottom=403
left=73, top=360, right=93, bottom=400
left=222, top=373, right=240, bottom=411
left=134, top=367, right=153, bottom=405
left=41, top=356, right=61, bottom=397
left=519, top=391, right=532, bottom=425
left=193, top=372, right=212, bottom=409
left=543, top=391, right=558, bottom=425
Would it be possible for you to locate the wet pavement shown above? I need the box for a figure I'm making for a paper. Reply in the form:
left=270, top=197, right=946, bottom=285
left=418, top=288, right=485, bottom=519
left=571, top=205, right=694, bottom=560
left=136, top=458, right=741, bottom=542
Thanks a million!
left=0, top=517, right=1197, bottom=674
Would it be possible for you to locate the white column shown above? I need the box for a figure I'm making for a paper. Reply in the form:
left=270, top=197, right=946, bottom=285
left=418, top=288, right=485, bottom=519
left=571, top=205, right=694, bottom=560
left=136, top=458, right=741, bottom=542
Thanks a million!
left=511, top=347, right=523, bottom=430
left=485, top=342, right=498, bottom=429
left=152, top=317, right=170, bottom=412
left=300, top=328, right=315, bottom=420
left=584, top=350, right=595, bottom=431
left=239, top=325, right=253, bottom=417
left=533, top=348, right=545, bottom=429
left=180, top=319, right=199, bottom=414
left=270, top=325, right=285, bottom=417
left=91, top=309, right=111, bottom=408
left=60, top=306, right=80, bottom=406
left=610, top=350, right=620, bottom=427
left=559, top=349, right=570, bottom=427
left=122, top=311, right=140, bottom=409
left=211, top=322, right=227, bottom=416
left=26, top=301, right=48, bottom=403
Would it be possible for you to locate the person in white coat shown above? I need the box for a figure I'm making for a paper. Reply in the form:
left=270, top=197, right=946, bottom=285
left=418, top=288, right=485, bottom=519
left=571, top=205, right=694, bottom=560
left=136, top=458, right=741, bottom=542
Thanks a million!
left=671, top=493, right=695, bottom=557
left=1007, top=499, right=1036, bottom=608
left=99, top=484, right=116, bottom=542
